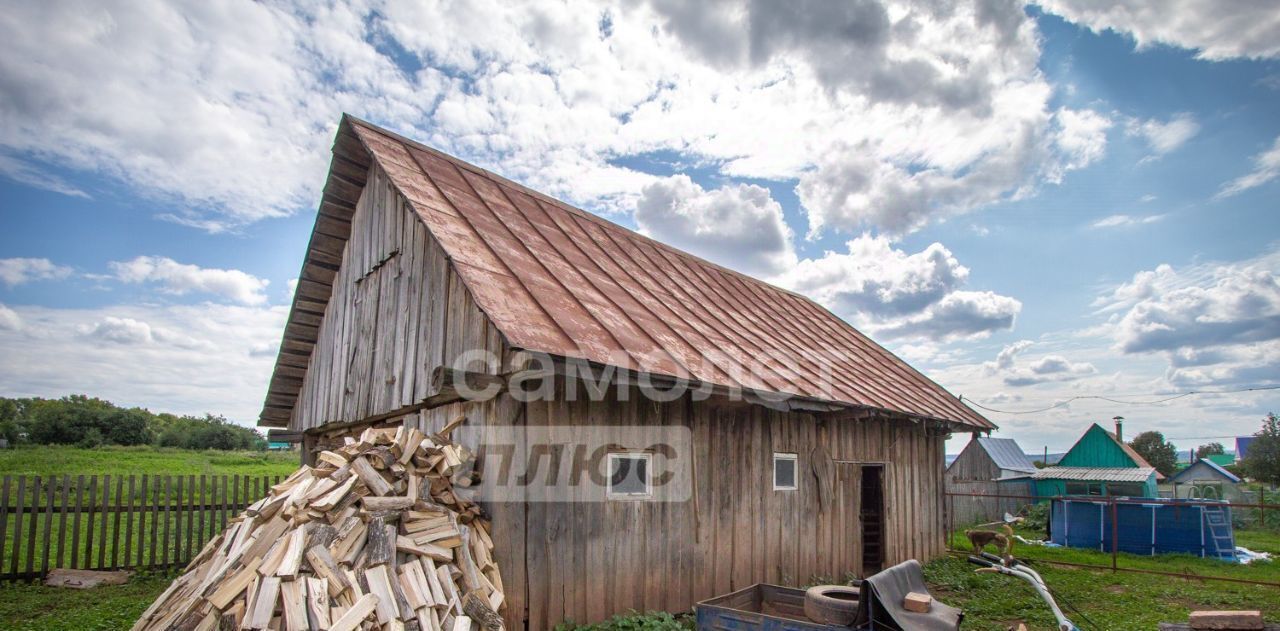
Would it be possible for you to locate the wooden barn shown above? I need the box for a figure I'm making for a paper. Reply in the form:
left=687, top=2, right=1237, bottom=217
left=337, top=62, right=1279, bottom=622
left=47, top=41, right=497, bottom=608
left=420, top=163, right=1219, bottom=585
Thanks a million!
left=946, top=437, right=1036, bottom=482
left=258, top=115, right=995, bottom=631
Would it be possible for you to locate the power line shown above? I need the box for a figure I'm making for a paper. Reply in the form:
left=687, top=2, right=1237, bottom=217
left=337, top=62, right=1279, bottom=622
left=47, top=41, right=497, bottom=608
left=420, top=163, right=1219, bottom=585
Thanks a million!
left=960, top=384, right=1280, bottom=416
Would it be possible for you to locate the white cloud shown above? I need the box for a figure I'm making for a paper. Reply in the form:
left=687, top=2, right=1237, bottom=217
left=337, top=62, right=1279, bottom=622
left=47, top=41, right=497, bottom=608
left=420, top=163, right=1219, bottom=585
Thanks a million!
left=1126, top=113, right=1199, bottom=161
left=0, top=304, right=20, bottom=331
left=109, top=256, right=270, bottom=305
left=634, top=175, right=797, bottom=276
left=0, top=257, right=73, bottom=287
left=1037, top=0, right=1280, bottom=60
left=778, top=235, right=1021, bottom=341
left=0, top=302, right=286, bottom=423
left=980, top=339, right=1097, bottom=386
left=0, top=154, right=90, bottom=198
left=984, top=339, right=1033, bottom=373
left=1217, top=135, right=1280, bottom=198
left=1090, top=213, right=1165, bottom=229
left=82, top=316, right=154, bottom=345
left=0, top=0, right=1109, bottom=237
left=1094, top=251, right=1280, bottom=387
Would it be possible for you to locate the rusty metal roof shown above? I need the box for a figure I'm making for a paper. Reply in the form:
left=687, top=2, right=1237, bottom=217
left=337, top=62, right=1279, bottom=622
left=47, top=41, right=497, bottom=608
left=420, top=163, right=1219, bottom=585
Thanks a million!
left=259, top=115, right=994, bottom=430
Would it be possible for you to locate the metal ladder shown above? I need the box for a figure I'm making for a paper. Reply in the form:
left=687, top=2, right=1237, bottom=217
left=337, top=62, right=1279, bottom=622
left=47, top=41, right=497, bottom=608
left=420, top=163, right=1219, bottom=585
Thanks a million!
left=1202, top=505, right=1236, bottom=560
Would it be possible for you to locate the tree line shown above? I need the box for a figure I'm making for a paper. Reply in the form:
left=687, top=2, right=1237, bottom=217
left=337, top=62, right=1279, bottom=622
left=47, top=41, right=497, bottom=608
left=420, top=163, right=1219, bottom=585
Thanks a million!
left=0, top=394, right=268, bottom=451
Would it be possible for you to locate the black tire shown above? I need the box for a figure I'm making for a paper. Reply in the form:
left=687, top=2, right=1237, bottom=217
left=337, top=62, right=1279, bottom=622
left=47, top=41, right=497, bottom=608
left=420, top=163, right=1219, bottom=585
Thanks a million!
left=803, top=585, right=860, bottom=626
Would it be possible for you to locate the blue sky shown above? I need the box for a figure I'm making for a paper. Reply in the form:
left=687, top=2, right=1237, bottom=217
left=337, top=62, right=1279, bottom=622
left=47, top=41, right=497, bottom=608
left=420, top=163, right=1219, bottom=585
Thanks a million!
left=1, top=1, right=1278, bottom=455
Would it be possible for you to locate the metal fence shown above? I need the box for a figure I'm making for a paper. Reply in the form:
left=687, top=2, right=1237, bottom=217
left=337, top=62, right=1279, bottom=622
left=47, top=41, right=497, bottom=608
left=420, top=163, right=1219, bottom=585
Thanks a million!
left=0, top=474, right=280, bottom=582
left=945, top=489, right=1280, bottom=589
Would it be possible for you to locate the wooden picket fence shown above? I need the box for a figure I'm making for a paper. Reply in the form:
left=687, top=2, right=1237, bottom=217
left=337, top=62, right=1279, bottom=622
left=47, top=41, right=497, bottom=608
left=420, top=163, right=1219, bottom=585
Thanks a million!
left=0, top=474, right=281, bottom=582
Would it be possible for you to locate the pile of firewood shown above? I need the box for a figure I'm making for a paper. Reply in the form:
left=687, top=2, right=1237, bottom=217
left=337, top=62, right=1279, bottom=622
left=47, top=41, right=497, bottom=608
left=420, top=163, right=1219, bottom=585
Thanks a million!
left=132, top=420, right=504, bottom=631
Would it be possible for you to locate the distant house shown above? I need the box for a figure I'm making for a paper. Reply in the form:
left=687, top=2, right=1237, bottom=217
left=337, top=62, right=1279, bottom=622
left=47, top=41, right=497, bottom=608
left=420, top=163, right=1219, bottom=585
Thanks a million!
left=946, top=437, right=1037, bottom=525
left=1236, top=436, right=1255, bottom=460
left=1169, top=458, right=1243, bottom=501
left=1032, top=421, right=1162, bottom=498
left=946, top=437, right=1036, bottom=482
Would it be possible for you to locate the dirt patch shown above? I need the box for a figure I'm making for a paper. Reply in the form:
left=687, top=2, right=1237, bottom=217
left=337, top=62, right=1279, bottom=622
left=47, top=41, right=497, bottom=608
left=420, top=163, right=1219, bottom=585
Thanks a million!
left=1105, top=584, right=1127, bottom=594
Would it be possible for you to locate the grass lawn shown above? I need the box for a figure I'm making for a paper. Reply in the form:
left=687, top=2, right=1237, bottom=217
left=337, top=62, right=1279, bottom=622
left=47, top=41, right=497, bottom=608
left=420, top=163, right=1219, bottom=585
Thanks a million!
left=0, top=445, right=299, bottom=477
left=928, top=526, right=1280, bottom=630
left=0, top=572, right=173, bottom=631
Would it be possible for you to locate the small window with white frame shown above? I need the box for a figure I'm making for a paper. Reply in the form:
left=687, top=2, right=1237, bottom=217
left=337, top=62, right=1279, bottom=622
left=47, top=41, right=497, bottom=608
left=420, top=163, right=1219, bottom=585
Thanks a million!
left=773, top=453, right=798, bottom=490
left=607, top=452, right=652, bottom=500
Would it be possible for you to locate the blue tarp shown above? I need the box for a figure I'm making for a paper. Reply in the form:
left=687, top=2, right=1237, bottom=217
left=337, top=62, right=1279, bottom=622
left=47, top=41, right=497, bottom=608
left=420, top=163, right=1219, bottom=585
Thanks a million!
left=1048, top=498, right=1234, bottom=559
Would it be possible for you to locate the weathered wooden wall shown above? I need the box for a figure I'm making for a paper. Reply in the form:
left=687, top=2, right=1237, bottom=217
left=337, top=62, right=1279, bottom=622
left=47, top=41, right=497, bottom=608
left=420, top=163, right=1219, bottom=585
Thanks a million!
left=946, top=479, right=1034, bottom=527
left=518, top=386, right=948, bottom=631
left=291, top=162, right=508, bottom=431
left=945, top=439, right=1000, bottom=482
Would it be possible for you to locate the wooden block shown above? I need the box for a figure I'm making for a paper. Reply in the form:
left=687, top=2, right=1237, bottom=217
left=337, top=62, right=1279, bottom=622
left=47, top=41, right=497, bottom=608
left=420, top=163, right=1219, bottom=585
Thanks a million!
left=1189, top=611, right=1264, bottom=630
left=363, top=496, right=415, bottom=512
left=304, top=545, right=350, bottom=597
left=452, top=615, right=472, bottom=631
left=305, top=577, right=331, bottom=630
left=244, top=576, right=281, bottom=629
left=351, top=456, right=394, bottom=496
left=329, top=593, right=379, bottom=631
left=422, top=559, right=447, bottom=607
left=207, top=558, right=263, bottom=609
left=280, top=579, right=308, bottom=631
left=317, top=450, right=349, bottom=468
left=462, top=592, right=504, bottom=631
left=903, top=592, right=932, bottom=614
left=276, top=528, right=306, bottom=579
left=365, top=564, right=401, bottom=625
left=398, top=536, right=454, bottom=562
left=366, top=515, right=395, bottom=566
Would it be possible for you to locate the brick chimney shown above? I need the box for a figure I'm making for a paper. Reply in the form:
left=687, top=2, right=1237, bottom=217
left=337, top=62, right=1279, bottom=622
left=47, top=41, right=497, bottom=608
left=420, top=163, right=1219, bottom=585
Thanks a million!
left=1113, top=416, right=1124, bottom=443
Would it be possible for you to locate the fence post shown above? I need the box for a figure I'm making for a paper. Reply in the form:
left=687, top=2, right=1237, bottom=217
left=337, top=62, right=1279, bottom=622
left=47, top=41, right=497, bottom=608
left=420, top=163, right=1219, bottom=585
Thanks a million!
left=83, top=476, right=97, bottom=570
left=55, top=475, right=69, bottom=569
left=9, top=477, right=24, bottom=578
left=1111, top=498, right=1118, bottom=573
left=25, top=476, right=40, bottom=579
left=0, top=477, right=9, bottom=579
left=40, top=475, right=55, bottom=577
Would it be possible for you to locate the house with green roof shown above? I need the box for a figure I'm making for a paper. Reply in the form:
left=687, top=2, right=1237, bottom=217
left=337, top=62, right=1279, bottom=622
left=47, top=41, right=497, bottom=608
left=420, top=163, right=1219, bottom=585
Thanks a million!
left=1032, top=421, right=1163, bottom=499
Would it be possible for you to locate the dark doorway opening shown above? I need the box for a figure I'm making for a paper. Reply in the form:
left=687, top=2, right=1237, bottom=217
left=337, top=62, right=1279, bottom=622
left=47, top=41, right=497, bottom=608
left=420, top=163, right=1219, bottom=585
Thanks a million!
left=860, top=465, right=884, bottom=575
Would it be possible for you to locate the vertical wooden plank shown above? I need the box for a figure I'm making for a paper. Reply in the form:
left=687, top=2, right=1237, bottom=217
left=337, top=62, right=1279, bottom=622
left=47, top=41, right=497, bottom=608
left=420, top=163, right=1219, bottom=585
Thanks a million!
left=135, top=475, right=148, bottom=568
left=0, top=476, right=10, bottom=578
left=111, top=475, right=124, bottom=570
left=218, top=475, right=228, bottom=530
left=124, top=476, right=136, bottom=570
left=148, top=474, right=159, bottom=570
left=69, top=475, right=85, bottom=570
left=82, top=476, right=97, bottom=570
left=55, top=475, right=69, bottom=570
left=8, top=477, right=25, bottom=578
left=197, top=475, right=207, bottom=550
left=185, top=475, right=195, bottom=563
left=98, top=475, right=110, bottom=569
left=40, top=474, right=56, bottom=576
left=161, top=476, right=172, bottom=569
left=24, top=476, right=41, bottom=578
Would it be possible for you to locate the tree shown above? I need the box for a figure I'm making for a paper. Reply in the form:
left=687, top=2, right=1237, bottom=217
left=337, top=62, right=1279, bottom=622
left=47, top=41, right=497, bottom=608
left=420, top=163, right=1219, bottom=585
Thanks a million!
left=1196, top=442, right=1225, bottom=459
left=1241, top=413, right=1280, bottom=488
left=1129, top=430, right=1178, bottom=477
